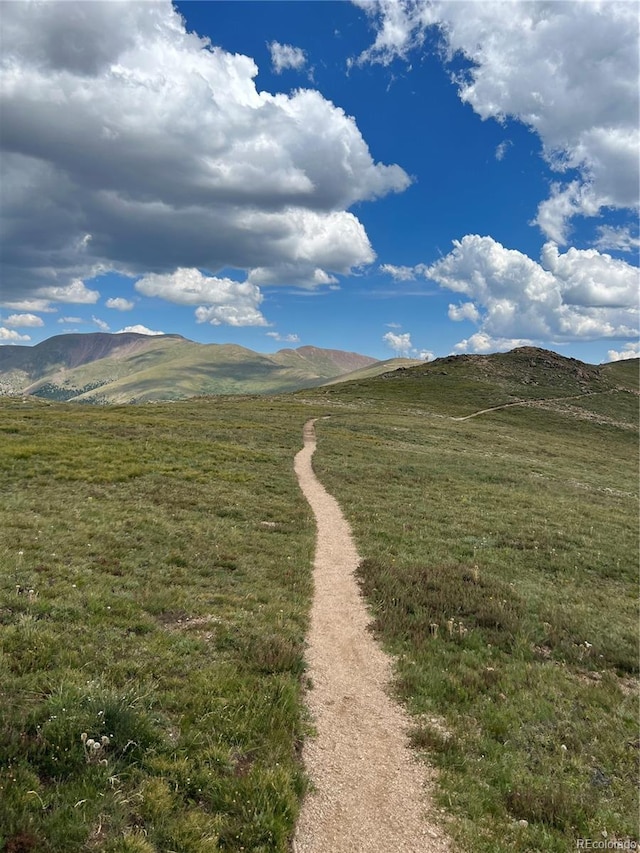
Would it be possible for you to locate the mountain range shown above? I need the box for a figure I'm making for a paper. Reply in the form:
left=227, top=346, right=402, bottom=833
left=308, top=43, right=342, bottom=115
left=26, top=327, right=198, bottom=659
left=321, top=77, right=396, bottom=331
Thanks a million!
left=1, top=333, right=636, bottom=407
left=0, top=333, right=422, bottom=403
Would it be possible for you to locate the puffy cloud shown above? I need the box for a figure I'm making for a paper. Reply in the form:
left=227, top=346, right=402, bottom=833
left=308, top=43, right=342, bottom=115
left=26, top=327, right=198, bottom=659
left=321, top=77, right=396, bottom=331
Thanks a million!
left=0, top=299, right=57, bottom=313
left=106, top=297, right=134, bottom=311
left=607, top=342, right=639, bottom=362
left=266, top=331, right=301, bottom=343
left=1, top=281, right=98, bottom=315
left=448, top=302, right=480, bottom=323
left=4, top=313, right=44, bottom=328
left=249, top=265, right=341, bottom=288
left=383, top=331, right=412, bottom=355
left=116, top=325, right=164, bottom=336
left=269, top=41, right=307, bottom=73
left=0, top=327, right=31, bottom=343
left=194, top=304, right=268, bottom=327
left=92, top=316, right=110, bottom=332
left=136, top=268, right=267, bottom=327
left=1, top=1, right=409, bottom=308
left=418, top=349, right=435, bottom=361
left=383, top=329, right=435, bottom=359
left=38, top=280, right=100, bottom=304
left=534, top=181, right=602, bottom=246
left=426, top=235, right=639, bottom=345
left=452, top=333, right=532, bottom=354
left=58, top=316, right=84, bottom=324
left=540, top=243, right=639, bottom=309
left=357, top=1, right=639, bottom=241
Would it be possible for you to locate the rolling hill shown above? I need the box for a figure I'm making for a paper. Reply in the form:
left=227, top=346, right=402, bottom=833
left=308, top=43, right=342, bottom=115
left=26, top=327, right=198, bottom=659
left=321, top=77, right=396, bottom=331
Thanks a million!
left=0, top=333, right=416, bottom=403
left=304, top=346, right=639, bottom=422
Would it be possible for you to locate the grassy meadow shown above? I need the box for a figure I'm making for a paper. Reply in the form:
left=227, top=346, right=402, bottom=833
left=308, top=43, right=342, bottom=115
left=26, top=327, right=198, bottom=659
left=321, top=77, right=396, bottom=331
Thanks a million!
left=1, top=351, right=638, bottom=853
left=0, top=396, right=324, bottom=852
left=307, top=375, right=639, bottom=852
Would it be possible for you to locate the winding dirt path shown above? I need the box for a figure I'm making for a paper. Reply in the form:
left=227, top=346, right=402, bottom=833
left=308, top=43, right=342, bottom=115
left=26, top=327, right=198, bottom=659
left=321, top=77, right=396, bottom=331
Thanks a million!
left=292, top=418, right=451, bottom=853
left=451, top=389, right=616, bottom=421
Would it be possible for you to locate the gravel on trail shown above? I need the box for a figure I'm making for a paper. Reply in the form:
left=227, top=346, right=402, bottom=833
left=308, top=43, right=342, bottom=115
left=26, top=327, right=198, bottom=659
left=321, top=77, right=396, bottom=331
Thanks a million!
left=293, top=418, right=452, bottom=853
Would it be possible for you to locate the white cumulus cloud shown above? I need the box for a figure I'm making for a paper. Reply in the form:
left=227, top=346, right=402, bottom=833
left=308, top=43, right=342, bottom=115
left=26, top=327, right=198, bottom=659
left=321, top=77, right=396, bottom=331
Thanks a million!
left=418, top=349, right=435, bottom=361
left=136, top=268, right=267, bottom=327
left=0, top=0, right=409, bottom=309
left=426, top=235, right=639, bottom=347
left=38, top=280, right=100, bottom=305
left=106, top=297, right=134, bottom=311
left=452, top=333, right=532, bottom=355
left=383, top=331, right=412, bottom=355
left=4, top=313, right=44, bottom=328
left=606, top=342, right=639, bottom=362
left=357, top=1, right=639, bottom=242
left=1, top=299, right=57, bottom=313
left=448, top=302, right=480, bottom=323
left=269, top=41, right=307, bottom=73
left=0, top=327, right=31, bottom=343
left=116, top=325, right=165, bottom=336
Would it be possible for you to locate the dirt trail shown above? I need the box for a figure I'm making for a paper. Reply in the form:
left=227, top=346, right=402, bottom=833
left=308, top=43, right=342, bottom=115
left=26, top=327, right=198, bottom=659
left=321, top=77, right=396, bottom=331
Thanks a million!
left=293, top=418, right=451, bottom=853
left=451, top=389, right=616, bottom=421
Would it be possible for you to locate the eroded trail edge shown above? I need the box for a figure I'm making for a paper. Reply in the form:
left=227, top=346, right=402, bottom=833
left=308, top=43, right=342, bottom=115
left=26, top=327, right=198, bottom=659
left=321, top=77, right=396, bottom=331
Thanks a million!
left=293, top=419, right=451, bottom=853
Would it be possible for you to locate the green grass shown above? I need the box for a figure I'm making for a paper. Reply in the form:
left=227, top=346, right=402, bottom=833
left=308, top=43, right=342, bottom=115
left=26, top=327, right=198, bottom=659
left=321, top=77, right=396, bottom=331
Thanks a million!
left=307, top=387, right=638, bottom=851
left=0, top=396, right=325, bottom=852
left=2, top=350, right=638, bottom=852
left=310, top=348, right=627, bottom=417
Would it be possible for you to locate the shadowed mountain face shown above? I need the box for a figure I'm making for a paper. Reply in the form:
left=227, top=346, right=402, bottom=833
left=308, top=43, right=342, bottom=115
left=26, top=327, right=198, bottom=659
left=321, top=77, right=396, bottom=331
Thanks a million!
left=0, top=332, right=181, bottom=374
left=0, top=333, right=383, bottom=403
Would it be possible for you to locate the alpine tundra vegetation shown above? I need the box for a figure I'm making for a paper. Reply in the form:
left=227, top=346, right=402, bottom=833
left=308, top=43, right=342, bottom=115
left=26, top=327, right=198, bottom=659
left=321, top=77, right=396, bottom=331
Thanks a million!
left=0, top=347, right=638, bottom=852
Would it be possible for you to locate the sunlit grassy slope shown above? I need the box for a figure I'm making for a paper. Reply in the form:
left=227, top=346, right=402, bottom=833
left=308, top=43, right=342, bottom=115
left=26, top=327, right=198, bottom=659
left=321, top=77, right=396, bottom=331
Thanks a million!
left=303, top=351, right=639, bottom=852
left=1, top=333, right=395, bottom=403
left=0, top=396, right=325, bottom=852
left=1, top=348, right=637, bottom=852
left=307, top=346, right=633, bottom=417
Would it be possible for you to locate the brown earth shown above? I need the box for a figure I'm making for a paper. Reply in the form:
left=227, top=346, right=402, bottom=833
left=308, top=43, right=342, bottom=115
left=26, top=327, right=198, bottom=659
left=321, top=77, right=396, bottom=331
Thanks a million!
left=292, top=418, right=452, bottom=853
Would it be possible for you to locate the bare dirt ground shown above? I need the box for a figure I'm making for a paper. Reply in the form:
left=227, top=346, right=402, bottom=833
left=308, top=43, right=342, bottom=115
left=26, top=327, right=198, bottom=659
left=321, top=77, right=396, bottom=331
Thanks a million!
left=292, top=418, right=452, bottom=853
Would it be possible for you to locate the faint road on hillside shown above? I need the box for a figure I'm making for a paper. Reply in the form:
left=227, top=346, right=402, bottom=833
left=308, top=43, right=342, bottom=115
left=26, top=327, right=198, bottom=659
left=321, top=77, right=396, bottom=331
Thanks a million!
left=292, top=418, right=451, bottom=853
left=451, top=389, right=618, bottom=421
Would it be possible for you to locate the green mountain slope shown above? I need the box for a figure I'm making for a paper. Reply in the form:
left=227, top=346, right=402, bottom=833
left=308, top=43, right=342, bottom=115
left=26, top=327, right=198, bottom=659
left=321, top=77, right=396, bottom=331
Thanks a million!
left=0, top=333, right=380, bottom=403
left=302, top=346, right=640, bottom=423
left=321, top=357, right=425, bottom=385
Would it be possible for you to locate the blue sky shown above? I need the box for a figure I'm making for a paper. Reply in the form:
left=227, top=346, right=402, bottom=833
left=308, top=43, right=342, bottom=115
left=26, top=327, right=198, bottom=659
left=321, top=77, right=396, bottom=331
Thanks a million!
left=1, top=0, right=638, bottom=363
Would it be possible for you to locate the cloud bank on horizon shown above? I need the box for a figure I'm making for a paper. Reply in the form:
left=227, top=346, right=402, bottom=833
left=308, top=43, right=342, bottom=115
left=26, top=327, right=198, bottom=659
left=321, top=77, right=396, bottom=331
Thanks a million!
left=0, top=0, right=638, bottom=361
left=385, top=236, right=638, bottom=351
